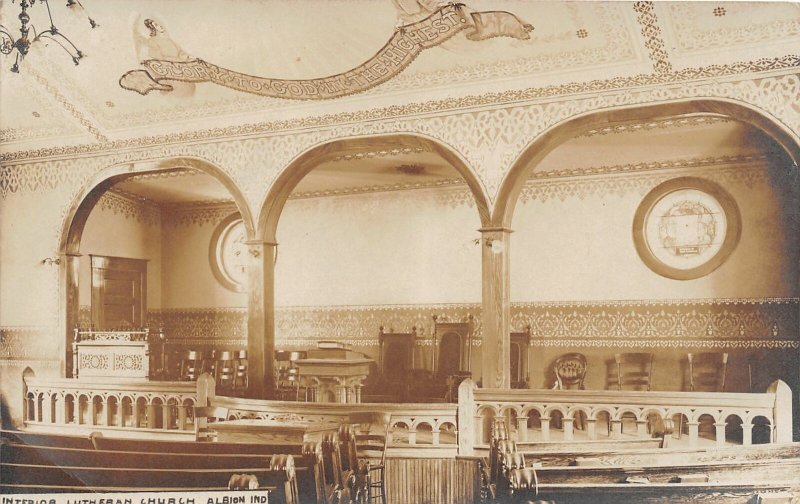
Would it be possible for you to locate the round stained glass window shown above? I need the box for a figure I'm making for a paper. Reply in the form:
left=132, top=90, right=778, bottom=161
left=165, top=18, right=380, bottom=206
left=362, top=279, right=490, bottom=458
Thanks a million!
left=210, top=213, right=247, bottom=292
left=633, top=177, right=741, bottom=280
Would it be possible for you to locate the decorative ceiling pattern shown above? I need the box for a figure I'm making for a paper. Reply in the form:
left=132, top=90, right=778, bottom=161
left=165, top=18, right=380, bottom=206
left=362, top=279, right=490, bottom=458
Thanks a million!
left=0, top=1, right=798, bottom=155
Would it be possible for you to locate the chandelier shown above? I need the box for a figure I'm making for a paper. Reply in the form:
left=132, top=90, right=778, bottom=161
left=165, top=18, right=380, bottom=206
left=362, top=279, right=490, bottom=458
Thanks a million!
left=0, top=0, right=97, bottom=73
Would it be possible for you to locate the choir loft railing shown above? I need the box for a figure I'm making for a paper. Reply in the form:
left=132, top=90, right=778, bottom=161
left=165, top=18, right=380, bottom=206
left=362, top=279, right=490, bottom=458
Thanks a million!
left=23, top=377, right=197, bottom=438
left=457, top=379, right=793, bottom=454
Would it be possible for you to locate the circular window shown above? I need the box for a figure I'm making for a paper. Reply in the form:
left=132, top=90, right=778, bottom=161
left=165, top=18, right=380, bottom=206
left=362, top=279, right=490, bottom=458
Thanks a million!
left=633, top=177, right=741, bottom=280
left=210, top=213, right=247, bottom=292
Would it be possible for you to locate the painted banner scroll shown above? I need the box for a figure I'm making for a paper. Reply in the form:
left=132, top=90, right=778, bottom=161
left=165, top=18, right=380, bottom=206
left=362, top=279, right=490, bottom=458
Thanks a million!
left=119, top=4, right=533, bottom=99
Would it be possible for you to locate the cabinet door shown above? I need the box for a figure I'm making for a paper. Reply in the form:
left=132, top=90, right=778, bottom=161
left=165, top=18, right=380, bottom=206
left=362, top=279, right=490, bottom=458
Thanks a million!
left=91, top=256, right=147, bottom=329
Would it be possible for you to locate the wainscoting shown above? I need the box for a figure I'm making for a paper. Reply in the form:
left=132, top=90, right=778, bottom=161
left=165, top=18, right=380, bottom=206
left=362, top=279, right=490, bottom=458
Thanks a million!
left=385, top=456, right=480, bottom=504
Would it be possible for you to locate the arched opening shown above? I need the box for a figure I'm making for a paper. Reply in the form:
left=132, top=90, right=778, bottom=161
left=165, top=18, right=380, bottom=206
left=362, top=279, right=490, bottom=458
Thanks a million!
left=59, top=158, right=254, bottom=390
left=724, top=414, right=744, bottom=445
left=257, top=134, right=490, bottom=403
left=697, top=413, right=717, bottom=445
left=494, top=98, right=800, bottom=398
left=752, top=415, right=773, bottom=444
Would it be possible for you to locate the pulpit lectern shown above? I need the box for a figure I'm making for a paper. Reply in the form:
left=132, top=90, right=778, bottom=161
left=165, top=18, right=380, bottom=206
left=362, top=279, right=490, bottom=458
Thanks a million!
left=294, top=341, right=373, bottom=403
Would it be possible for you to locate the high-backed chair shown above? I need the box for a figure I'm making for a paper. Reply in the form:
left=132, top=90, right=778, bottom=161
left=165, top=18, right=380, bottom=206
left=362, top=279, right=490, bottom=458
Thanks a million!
left=180, top=350, right=203, bottom=381
left=194, top=405, right=229, bottom=441
left=614, top=352, right=654, bottom=391
left=432, top=315, right=474, bottom=400
left=432, top=315, right=474, bottom=378
left=510, top=325, right=531, bottom=389
left=688, top=352, right=728, bottom=392
left=377, top=327, right=416, bottom=400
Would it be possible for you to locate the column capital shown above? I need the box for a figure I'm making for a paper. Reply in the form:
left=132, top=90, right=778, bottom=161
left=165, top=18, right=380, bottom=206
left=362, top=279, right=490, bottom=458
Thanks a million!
left=478, top=226, right=514, bottom=234
left=243, top=239, right=278, bottom=247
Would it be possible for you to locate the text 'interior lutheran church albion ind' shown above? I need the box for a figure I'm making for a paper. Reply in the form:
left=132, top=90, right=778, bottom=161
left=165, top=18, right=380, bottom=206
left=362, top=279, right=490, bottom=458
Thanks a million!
left=0, top=1, right=799, bottom=503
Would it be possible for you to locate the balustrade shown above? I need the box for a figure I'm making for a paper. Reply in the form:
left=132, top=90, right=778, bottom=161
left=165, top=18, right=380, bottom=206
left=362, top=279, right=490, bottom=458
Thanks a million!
left=21, top=374, right=793, bottom=456
left=457, top=379, right=792, bottom=454
left=23, top=377, right=197, bottom=436
left=211, top=394, right=459, bottom=452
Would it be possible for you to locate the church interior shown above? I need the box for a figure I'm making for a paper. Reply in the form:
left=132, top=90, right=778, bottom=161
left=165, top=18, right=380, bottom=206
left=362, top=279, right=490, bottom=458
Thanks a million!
left=1, top=1, right=799, bottom=502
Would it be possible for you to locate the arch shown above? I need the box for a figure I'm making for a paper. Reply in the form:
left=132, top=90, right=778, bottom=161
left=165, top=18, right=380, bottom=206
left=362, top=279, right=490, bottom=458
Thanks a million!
left=57, top=156, right=254, bottom=377
left=613, top=407, right=641, bottom=422
left=493, top=98, right=800, bottom=228
left=257, top=133, right=491, bottom=242
left=638, top=407, right=667, bottom=422
left=751, top=415, right=773, bottom=444
left=60, top=156, right=254, bottom=254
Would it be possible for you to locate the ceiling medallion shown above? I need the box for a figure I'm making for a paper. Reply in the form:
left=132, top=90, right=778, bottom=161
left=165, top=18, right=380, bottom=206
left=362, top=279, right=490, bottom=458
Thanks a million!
left=632, top=177, right=741, bottom=281
left=119, top=3, right=533, bottom=99
left=0, top=0, right=98, bottom=73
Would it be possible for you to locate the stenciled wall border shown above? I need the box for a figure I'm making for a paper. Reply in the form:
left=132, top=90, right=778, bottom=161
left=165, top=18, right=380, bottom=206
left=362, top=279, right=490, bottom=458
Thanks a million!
left=64, top=298, right=797, bottom=350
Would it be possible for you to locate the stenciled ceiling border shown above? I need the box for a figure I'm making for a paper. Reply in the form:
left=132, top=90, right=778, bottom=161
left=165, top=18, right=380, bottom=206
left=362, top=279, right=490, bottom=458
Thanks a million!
left=2, top=53, right=797, bottom=166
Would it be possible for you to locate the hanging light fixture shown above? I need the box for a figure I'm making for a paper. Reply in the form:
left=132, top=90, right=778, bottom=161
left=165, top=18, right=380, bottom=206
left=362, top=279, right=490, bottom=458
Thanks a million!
left=0, top=0, right=98, bottom=73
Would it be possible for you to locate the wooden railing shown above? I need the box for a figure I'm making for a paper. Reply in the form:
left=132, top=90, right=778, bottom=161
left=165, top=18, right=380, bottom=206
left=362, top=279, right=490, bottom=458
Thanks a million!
left=23, top=377, right=198, bottom=439
left=22, top=374, right=793, bottom=455
left=457, top=379, right=793, bottom=454
left=211, top=394, right=459, bottom=454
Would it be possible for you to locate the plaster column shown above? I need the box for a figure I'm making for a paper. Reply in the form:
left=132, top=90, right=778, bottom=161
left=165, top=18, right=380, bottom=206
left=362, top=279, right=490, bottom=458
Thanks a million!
left=715, top=422, right=727, bottom=447
left=742, top=422, right=753, bottom=446
left=516, top=415, right=529, bottom=441
left=687, top=421, right=700, bottom=447
left=480, top=227, right=512, bottom=389
left=563, top=417, right=574, bottom=441
left=540, top=416, right=551, bottom=441
left=586, top=418, right=597, bottom=440
left=245, top=240, right=277, bottom=400
left=63, top=252, right=81, bottom=378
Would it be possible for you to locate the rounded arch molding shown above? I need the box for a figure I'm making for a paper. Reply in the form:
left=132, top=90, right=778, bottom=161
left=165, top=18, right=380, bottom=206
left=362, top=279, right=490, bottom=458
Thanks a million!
left=256, top=133, right=492, bottom=242
left=59, top=156, right=256, bottom=255
left=493, top=98, right=800, bottom=228
left=56, top=156, right=255, bottom=377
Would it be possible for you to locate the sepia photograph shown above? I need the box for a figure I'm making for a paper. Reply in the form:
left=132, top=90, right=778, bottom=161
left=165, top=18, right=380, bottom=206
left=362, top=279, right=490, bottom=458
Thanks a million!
left=0, top=1, right=798, bottom=503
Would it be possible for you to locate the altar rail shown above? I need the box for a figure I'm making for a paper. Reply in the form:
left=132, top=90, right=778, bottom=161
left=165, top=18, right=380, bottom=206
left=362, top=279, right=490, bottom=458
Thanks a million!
left=23, top=377, right=197, bottom=439
left=212, top=394, right=459, bottom=455
left=457, top=379, right=793, bottom=453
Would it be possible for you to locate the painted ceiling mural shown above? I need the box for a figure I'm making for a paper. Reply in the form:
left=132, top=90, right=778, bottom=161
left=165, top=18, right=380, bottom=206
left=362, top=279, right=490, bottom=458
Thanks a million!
left=0, top=1, right=798, bottom=153
left=120, top=4, right=534, bottom=99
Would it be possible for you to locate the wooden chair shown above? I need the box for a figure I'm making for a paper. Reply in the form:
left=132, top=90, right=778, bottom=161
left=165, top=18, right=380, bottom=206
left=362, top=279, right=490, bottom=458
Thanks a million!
left=688, top=352, right=728, bottom=392
left=233, top=350, right=248, bottom=391
left=275, top=351, right=308, bottom=401
left=215, top=350, right=235, bottom=390
left=552, top=353, right=588, bottom=430
left=614, top=352, right=653, bottom=391
left=510, top=325, right=531, bottom=389
left=194, top=405, right=229, bottom=442
left=180, top=350, right=203, bottom=381
left=348, top=411, right=391, bottom=504
left=553, top=353, right=587, bottom=390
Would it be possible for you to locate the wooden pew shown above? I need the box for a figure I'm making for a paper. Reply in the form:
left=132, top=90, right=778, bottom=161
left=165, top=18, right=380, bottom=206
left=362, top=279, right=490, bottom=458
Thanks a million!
left=92, top=434, right=305, bottom=455
left=2, top=433, right=326, bottom=504
left=573, top=442, right=800, bottom=467
left=524, top=442, right=800, bottom=467
left=506, top=474, right=800, bottom=504
left=1, top=429, right=94, bottom=449
left=515, top=436, right=663, bottom=453
left=532, top=458, right=800, bottom=485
